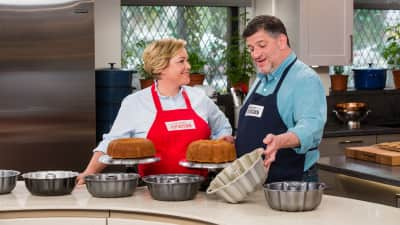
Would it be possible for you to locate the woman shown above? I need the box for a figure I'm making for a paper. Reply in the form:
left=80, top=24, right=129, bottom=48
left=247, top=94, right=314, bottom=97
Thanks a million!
left=77, top=38, right=233, bottom=184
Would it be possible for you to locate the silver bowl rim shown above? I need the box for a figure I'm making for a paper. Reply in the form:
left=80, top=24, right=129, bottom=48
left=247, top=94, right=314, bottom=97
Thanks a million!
left=0, top=170, right=21, bottom=178
left=84, top=173, right=140, bottom=182
left=142, top=173, right=205, bottom=184
left=263, top=181, right=326, bottom=192
left=22, top=170, right=79, bottom=180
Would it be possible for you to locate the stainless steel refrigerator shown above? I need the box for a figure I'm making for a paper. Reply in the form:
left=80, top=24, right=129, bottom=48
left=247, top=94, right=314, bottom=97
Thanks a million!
left=0, top=0, right=95, bottom=173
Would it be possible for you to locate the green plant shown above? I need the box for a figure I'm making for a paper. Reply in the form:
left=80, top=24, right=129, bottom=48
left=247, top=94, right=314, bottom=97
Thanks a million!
left=188, top=51, right=207, bottom=74
left=224, top=42, right=255, bottom=85
left=333, top=65, right=345, bottom=75
left=136, top=61, right=152, bottom=80
left=382, top=23, right=400, bottom=69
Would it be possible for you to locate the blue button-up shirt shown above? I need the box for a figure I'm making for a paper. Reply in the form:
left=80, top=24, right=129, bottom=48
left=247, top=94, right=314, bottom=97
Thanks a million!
left=245, top=52, right=327, bottom=171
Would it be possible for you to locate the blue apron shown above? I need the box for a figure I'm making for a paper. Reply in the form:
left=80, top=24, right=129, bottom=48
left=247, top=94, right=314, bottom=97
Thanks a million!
left=235, top=58, right=314, bottom=183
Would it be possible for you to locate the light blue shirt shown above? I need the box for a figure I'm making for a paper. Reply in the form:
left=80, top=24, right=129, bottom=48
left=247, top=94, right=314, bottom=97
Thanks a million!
left=245, top=52, right=327, bottom=171
left=94, top=84, right=233, bottom=153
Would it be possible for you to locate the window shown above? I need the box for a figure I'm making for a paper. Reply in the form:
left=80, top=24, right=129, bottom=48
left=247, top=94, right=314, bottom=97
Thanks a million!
left=352, top=9, right=400, bottom=88
left=121, top=6, right=234, bottom=92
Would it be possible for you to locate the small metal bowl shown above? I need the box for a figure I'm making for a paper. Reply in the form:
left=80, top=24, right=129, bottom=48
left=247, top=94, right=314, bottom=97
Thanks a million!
left=0, top=170, right=20, bottom=194
left=333, top=102, right=370, bottom=129
left=85, top=173, right=139, bottom=198
left=142, top=174, right=204, bottom=201
left=22, top=171, right=78, bottom=196
left=264, top=181, right=325, bottom=211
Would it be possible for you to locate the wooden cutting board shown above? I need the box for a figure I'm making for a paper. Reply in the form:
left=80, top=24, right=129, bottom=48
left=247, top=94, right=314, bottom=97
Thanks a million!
left=345, top=146, right=400, bottom=166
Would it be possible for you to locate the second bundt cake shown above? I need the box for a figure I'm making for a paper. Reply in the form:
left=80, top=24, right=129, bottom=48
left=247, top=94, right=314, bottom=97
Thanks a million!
left=186, top=140, right=236, bottom=163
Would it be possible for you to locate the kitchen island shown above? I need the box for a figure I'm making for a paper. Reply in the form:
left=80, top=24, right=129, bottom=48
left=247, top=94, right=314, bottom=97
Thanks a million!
left=0, top=181, right=399, bottom=225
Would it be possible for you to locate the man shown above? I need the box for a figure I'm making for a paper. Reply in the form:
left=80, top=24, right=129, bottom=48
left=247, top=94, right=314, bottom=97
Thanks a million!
left=235, top=15, right=327, bottom=183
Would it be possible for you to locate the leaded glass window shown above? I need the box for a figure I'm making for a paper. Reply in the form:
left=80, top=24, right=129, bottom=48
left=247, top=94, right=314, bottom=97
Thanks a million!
left=121, top=6, right=231, bottom=92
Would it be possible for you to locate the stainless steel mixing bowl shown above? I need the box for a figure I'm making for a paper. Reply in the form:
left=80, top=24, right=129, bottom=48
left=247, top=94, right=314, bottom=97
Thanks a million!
left=0, top=170, right=20, bottom=194
left=22, top=171, right=78, bottom=196
left=142, top=174, right=204, bottom=201
left=85, top=173, right=139, bottom=198
left=264, top=181, right=325, bottom=211
left=333, top=102, right=370, bottom=129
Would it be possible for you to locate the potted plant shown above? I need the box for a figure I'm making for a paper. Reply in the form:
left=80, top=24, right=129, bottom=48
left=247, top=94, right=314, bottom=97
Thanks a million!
left=136, top=61, right=153, bottom=89
left=224, top=41, right=255, bottom=94
left=188, top=51, right=207, bottom=86
left=382, top=23, right=400, bottom=89
left=330, top=65, right=348, bottom=92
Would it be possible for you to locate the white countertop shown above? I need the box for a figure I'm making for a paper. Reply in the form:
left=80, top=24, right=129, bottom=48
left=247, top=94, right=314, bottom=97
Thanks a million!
left=0, top=181, right=399, bottom=225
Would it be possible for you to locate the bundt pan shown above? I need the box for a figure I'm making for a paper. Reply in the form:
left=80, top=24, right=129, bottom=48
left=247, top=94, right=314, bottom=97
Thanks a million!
left=264, top=181, right=326, bottom=211
left=85, top=173, right=139, bottom=198
left=22, top=171, right=78, bottom=196
left=0, top=170, right=20, bottom=194
left=142, top=174, right=204, bottom=201
left=206, top=148, right=268, bottom=203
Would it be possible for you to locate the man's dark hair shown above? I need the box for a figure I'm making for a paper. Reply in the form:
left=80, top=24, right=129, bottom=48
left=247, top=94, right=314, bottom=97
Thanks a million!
left=242, top=15, right=290, bottom=47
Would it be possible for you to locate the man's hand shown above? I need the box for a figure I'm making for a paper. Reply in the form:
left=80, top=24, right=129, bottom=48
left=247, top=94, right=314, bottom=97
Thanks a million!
left=263, top=134, right=280, bottom=167
left=262, top=132, right=301, bottom=168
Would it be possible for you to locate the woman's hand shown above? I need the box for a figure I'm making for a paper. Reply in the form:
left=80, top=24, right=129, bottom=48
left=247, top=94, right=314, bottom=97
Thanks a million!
left=218, top=135, right=235, bottom=144
left=76, top=172, right=90, bottom=185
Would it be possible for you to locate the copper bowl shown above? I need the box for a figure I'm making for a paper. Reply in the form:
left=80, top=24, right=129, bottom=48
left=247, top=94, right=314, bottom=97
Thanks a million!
left=333, top=102, right=370, bottom=129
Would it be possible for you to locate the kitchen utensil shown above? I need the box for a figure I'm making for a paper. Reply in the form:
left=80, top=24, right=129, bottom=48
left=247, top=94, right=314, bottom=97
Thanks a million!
left=333, top=102, right=370, bottom=129
left=22, top=171, right=78, bottom=196
left=85, top=173, right=139, bottom=198
left=264, top=181, right=325, bottom=211
left=206, top=148, right=268, bottom=203
left=142, top=174, right=204, bottom=201
left=345, top=145, right=400, bottom=166
left=99, top=154, right=160, bottom=165
left=0, top=170, right=20, bottom=194
left=353, top=64, right=387, bottom=90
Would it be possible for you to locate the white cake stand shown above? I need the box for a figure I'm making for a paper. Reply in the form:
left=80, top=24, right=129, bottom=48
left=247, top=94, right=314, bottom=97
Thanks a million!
left=99, top=155, right=160, bottom=166
left=179, top=159, right=232, bottom=170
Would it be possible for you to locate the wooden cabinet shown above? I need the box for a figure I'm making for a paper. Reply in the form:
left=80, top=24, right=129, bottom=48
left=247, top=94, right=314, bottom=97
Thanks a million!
left=319, top=135, right=376, bottom=157
left=256, top=0, right=353, bottom=65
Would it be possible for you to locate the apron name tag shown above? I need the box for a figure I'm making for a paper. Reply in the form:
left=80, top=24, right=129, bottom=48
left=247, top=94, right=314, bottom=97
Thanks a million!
left=245, top=104, right=264, bottom=118
left=165, top=120, right=196, bottom=131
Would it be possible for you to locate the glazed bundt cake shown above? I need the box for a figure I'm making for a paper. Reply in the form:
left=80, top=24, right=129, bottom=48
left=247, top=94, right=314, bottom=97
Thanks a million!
left=107, top=138, right=156, bottom=159
left=186, top=140, right=236, bottom=163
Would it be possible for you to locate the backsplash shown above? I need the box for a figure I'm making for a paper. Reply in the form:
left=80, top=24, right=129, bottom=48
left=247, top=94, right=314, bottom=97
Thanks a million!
left=326, top=90, right=400, bottom=127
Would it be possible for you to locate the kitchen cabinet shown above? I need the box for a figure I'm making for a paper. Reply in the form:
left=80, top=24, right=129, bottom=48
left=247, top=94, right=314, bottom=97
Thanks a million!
left=319, top=135, right=376, bottom=157
left=263, top=0, right=353, bottom=65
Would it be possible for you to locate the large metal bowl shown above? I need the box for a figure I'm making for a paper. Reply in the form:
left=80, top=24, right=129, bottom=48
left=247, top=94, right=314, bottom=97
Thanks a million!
left=22, top=171, right=78, bottom=196
left=85, top=173, right=139, bottom=198
left=333, top=102, right=370, bottom=129
left=142, top=174, right=204, bottom=201
left=264, top=181, right=325, bottom=211
left=206, top=148, right=268, bottom=203
left=0, top=170, right=20, bottom=194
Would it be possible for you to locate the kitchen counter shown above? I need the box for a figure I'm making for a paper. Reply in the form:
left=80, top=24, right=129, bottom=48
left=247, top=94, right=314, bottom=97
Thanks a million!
left=0, top=181, right=399, bottom=225
left=318, top=156, right=400, bottom=187
left=323, top=124, right=400, bottom=138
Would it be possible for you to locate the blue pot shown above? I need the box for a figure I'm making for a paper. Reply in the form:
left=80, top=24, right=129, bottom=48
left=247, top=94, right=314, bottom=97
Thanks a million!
left=352, top=65, right=387, bottom=90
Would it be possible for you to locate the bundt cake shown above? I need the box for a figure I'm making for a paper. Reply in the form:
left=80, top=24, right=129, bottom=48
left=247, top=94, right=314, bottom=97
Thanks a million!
left=107, top=138, right=156, bottom=159
left=186, top=140, right=236, bottom=163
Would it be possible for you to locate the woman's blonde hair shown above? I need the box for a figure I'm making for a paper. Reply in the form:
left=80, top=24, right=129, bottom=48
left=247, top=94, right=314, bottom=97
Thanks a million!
left=142, top=38, right=187, bottom=79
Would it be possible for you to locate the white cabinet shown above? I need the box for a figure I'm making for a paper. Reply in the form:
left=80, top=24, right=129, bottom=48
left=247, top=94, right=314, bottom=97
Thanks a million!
left=254, top=0, right=353, bottom=65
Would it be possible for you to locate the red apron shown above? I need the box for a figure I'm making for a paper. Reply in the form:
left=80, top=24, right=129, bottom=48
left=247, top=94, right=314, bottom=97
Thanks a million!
left=138, top=84, right=210, bottom=177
